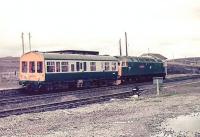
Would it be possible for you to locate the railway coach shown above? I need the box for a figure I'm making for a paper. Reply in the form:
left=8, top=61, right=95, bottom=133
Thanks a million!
left=19, top=51, right=118, bottom=91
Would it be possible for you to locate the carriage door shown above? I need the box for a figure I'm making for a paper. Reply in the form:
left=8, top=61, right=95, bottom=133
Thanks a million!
left=76, top=62, right=87, bottom=72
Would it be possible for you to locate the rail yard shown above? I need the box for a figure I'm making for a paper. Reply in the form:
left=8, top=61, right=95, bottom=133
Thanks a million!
left=0, top=50, right=200, bottom=137
left=0, top=74, right=200, bottom=136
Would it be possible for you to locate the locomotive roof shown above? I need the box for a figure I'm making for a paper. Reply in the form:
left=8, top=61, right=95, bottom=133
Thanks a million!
left=42, top=52, right=118, bottom=61
left=116, top=56, right=163, bottom=63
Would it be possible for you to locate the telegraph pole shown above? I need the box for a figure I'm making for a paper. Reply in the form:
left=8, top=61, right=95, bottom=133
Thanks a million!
left=125, top=32, right=128, bottom=56
left=28, top=32, right=31, bottom=51
left=21, top=32, right=25, bottom=54
left=119, top=38, right=122, bottom=56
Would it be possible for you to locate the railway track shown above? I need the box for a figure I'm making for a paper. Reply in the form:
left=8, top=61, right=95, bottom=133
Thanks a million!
left=0, top=74, right=200, bottom=99
left=0, top=90, right=134, bottom=118
left=0, top=82, right=147, bottom=107
left=0, top=74, right=200, bottom=118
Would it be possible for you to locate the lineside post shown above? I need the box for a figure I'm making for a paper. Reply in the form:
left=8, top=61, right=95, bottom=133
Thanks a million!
left=153, top=77, right=163, bottom=96
left=156, top=79, right=159, bottom=95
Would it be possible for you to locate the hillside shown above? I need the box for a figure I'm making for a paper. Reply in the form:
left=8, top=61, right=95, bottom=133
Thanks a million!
left=0, top=57, right=19, bottom=72
left=167, top=57, right=200, bottom=74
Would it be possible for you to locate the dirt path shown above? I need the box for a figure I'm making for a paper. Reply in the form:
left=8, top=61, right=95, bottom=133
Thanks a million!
left=0, top=81, right=200, bottom=137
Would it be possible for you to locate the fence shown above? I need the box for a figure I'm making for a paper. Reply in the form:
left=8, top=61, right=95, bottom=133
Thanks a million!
left=0, top=72, right=19, bottom=83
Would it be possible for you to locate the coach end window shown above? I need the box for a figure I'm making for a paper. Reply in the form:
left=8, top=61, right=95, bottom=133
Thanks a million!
left=47, top=62, right=55, bottom=72
left=37, top=62, right=43, bottom=73
left=22, top=61, right=27, bottom=73
left=29, top=61, right=35, bottom=73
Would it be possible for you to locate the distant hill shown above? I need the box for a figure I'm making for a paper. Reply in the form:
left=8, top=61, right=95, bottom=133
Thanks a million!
left=168, top=57, right=200, bottom=65
left=167, top=57, right=200, bottom=74
left=0, top=57, right=19, bottom=72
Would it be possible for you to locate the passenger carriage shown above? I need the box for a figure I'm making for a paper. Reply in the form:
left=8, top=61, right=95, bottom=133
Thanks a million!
left=19, top=51, right=118, bottom=91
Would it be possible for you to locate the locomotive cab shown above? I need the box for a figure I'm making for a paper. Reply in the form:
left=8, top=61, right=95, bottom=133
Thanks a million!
left=19, top=52, right=45, bottom=89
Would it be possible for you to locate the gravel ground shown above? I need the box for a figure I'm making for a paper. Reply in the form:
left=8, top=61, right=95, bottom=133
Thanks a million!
left=0, top=81, right=200, bottom=137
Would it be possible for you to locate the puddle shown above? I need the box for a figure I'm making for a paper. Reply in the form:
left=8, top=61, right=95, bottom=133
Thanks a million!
left=152, top=113, right=200, bottom=137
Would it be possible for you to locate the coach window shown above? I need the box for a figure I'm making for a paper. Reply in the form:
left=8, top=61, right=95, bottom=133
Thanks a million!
left=47, top=61, right=55, bottom=72
left=71, top=64, right=75, bottom=72
left=29, top=61, right=35, bottom=73
left=80, top=62, right=83, bottom=70
left=101, top=62, right=104, bottom=70
left=83, top=62, right=87, bottom=71
left=76, top=62, right=80, bottom=71
left=56, top=62, right=60, bottom=72
left=37, top=62, right=43, bottom=73
left=105, top=62, right=110, bottom=71
left=90, top=62, right=96, bottom=71
left=22, top=61, right=28, bottom=73
left=61, top=62, right=68, bottom=72
left=112, top=62, right=117, bottom=71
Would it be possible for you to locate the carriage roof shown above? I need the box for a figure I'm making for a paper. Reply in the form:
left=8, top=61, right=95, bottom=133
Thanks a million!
left=41, top=52, right=118, bottom=61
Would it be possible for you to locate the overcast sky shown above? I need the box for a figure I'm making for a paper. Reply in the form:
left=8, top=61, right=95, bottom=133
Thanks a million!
left=0, top=0, right=199, bottom=58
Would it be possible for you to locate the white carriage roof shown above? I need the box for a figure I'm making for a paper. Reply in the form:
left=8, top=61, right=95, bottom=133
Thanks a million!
left=41, top=52, right=118, bottom=61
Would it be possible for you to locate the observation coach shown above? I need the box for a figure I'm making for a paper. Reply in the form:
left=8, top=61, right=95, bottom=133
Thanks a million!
left=19, top=51, right=118, bottom=91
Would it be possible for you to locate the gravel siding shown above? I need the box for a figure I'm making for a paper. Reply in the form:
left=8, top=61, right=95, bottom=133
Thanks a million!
left=0, top=81, right=200, bottom=137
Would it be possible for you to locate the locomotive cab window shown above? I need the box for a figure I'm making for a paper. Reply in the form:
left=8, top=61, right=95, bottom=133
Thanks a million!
left=47, top=61, right=55, bottom=72
left=22, top=61, right=28, bottom=73
left=29, top=61, right=35, bottom=73
left=122, top=61, right=128, bottom=67
left=37, top=62, right=43, bottom=73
